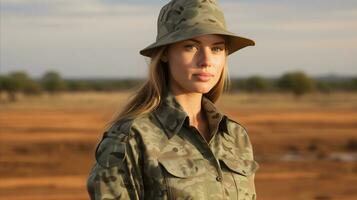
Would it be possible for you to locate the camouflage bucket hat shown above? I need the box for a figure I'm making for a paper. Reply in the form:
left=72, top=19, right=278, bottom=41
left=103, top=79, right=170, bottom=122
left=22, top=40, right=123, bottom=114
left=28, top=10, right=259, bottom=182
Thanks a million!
left=139, top=0, right=255, bottom=58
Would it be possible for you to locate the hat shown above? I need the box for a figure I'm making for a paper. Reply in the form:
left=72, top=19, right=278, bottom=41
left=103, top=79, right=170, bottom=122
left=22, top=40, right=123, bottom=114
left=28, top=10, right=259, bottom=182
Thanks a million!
left=139, top=0, right=255, bottom=58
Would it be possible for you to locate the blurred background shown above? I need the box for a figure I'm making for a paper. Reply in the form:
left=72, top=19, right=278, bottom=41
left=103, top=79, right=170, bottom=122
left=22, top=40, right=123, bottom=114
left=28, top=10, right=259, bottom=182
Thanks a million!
left=0, top=0, right=356, bottom=199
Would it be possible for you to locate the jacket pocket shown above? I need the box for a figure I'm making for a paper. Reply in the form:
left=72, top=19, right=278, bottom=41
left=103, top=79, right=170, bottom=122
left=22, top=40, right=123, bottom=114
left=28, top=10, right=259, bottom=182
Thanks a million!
left=158, top=157, right=207, bottom=178
left=220, top=158, right=259, bottom=177
left=219, top=157, right=259, bottom=200
left=158, top=157, right=207, bottom=199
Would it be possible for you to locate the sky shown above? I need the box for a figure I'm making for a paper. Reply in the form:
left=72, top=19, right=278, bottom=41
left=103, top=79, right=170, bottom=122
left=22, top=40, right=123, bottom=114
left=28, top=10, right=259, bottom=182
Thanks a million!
left=1, top=0, right=356, bottom=78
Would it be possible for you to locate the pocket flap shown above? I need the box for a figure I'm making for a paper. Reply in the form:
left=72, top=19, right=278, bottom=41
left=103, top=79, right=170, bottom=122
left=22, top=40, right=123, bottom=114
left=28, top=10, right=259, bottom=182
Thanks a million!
left=158, top=157, right=206, bottom=178
left=220, top=158, right=259, bottom=176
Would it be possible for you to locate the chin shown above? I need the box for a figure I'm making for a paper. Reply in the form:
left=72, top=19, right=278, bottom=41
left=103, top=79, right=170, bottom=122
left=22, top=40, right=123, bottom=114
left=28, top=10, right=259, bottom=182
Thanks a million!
left=191, top=85, right=214, bottom=94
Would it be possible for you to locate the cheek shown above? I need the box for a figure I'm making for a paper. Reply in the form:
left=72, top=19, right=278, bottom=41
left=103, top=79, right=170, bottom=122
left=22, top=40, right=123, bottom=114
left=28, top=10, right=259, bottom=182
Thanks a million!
left=212, top=68, right=223, bottom=84
left=168, top=55, right=193, bottom=79
left=213, top=57, right=226, bottom=77
left=168, top=62, right=189, bottom=84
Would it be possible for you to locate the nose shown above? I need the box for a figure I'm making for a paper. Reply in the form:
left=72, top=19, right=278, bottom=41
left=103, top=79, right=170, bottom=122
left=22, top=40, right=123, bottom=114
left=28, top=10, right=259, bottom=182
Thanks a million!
left=197, top=47, right=213, bottom=68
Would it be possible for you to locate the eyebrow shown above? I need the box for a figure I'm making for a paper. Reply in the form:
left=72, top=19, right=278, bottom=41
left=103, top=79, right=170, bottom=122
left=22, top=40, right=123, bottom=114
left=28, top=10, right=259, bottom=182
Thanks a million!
left=187, top=39, right=225, bottom=45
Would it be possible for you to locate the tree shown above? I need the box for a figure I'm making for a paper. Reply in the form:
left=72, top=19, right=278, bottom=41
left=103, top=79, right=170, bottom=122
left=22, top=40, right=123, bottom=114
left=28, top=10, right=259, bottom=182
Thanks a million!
left=23, top=80, right=43, bottom=95
left=245, top=76, right=270, bottom=93
left=277, top=71, right=315, bottom=97
left=41, top=71, right=67, bottom=94
left=1, top=76, right=21, bottom=101
left=350, top=77, right=357, bottom=91
left=9, top=71, right=29, bottom=90
left=67, top=80, right=91, bottom=91
left=0, top=75, right=4, bottom=91
left=0, top=71, right=32, bottom=101
left=315, top=81, right=332, bottom=94
left=0, top=75, right=6, bottom=101
left=0, top=71, right=44, bottom=101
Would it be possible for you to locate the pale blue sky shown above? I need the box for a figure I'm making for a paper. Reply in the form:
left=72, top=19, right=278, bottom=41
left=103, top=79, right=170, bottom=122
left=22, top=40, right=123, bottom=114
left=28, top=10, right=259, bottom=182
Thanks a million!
left=1, top=0, right=356, bottom=78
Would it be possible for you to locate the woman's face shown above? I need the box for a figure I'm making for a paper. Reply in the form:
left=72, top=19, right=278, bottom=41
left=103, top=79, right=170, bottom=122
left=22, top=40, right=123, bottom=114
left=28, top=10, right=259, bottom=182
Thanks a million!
left=164, top=34, right=227, bottom=94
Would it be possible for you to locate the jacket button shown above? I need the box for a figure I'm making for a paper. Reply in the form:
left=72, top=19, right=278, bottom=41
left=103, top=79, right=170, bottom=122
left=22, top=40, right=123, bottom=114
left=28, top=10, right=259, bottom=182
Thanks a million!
left=216, top=176, right=222, bottom=182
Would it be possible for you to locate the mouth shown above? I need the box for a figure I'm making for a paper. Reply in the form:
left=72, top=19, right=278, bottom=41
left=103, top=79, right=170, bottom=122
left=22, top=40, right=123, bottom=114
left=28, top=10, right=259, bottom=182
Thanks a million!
left=193, top=73, right=214, bottom=82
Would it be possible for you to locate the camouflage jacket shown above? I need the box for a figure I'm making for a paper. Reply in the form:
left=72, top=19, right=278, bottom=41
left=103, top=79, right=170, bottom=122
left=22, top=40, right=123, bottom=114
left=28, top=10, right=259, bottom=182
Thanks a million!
left=87, top=90, right=259, bottom=200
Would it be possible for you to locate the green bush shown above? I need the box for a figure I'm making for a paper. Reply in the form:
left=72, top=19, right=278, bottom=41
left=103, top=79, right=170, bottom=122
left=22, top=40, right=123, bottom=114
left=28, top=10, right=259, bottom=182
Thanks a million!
left=41, top=71, right=67, bottom=94
left=277, top=71, right=316, bottom=97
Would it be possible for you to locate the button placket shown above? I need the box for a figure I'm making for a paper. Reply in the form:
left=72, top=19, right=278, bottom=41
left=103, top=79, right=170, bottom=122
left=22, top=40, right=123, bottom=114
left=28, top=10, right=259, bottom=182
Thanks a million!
left=188, top=126, right=224, bottom=183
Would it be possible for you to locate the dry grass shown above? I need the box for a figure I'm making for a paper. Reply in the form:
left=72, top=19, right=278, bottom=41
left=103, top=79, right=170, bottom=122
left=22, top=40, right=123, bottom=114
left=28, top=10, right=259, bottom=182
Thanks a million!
left=0, top=91, right=356, bottom=200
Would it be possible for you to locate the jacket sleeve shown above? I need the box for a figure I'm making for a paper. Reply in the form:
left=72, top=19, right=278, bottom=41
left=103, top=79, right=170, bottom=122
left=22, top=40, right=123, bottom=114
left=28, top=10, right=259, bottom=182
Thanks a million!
left=238, top=123, right=259, bottom=199
left=228, top=118, right=260, bottom=199
left=87, top=121, right=143, bottom=200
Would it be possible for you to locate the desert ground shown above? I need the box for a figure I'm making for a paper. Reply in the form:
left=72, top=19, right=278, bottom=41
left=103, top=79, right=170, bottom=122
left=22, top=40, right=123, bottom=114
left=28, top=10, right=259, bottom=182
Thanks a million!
left=0, top=91, right=356, bottom=200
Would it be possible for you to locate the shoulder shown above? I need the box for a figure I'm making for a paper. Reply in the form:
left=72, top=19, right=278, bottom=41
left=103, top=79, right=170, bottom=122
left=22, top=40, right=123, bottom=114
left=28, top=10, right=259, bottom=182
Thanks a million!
left=103, top=113, right=154, bottom=138
left=225, top=115, right=255, bottom=160
left=95, top=113, right=157, bottom=167
left=225, top=116, right=250, bottom=137
left=130, top=113, right=165, bottom=138
left=106, top=117, right=135, bottom=138
left=95, top=116, right=142, bottom=169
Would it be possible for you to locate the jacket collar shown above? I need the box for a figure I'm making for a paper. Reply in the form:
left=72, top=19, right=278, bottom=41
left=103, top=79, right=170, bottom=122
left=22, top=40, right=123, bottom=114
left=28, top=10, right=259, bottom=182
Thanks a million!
left=153, top=90, right=228, bottom=139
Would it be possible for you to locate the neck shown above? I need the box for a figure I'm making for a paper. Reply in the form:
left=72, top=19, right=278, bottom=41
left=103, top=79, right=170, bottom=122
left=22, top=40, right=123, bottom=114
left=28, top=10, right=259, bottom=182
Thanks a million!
left=169, top=87, right=203, bottom=127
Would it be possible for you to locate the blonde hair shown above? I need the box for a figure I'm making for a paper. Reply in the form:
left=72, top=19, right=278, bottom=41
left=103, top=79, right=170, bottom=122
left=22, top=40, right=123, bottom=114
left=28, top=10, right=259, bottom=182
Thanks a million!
left=105, top=44, right=230, bottom=129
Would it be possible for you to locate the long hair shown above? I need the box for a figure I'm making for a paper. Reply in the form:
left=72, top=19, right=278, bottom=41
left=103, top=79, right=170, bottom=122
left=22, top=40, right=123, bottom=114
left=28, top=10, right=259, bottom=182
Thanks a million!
left=105, top=45, right=230, bottom=130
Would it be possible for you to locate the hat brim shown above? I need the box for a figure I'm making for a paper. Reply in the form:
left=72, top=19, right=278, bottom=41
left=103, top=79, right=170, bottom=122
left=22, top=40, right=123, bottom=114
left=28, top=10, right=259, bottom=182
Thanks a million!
left=139, top=24, right=255, bottom=57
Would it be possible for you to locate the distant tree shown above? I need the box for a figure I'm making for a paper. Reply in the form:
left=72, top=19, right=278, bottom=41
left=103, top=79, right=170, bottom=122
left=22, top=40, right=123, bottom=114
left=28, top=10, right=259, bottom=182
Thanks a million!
left=67, top=80, right=91, bottom=91
left=9, top=71, right=29, bottom=90
left=0, top=75, right=6, bottom=100
left=315, top=81, right=332, bottom=94
left=23, top=80, right=43, bottom=95
left=229, top=78, right=246, bottom=92
left=0, top=71, right=32, bottom=101
left=1, top=76, right=19, bottom=101
left=245, top=76, right=270, bottom=92
left=41, top=71, right=67, bottom=94
left=350, top=77, right=357, bottom=91
left=0, top=71, right=44, bottom=101
left=0, top=75, right=4, bottom=91
left=277, top=71, right=315, bottom=97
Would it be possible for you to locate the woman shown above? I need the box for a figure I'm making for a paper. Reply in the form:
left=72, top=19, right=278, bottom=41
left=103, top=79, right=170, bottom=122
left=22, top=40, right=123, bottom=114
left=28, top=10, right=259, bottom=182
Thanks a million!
left=87, top=0, right=259, bottom=199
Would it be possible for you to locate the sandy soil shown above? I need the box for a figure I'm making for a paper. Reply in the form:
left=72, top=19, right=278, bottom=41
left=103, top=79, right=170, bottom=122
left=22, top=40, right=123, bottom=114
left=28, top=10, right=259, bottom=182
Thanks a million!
left=0, top=91, right=356, bottom=200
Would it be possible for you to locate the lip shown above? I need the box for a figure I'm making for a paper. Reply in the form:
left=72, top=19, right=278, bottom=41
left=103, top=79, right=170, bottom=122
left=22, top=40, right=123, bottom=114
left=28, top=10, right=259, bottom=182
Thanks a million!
left=194, top=72, right=214, bottom=77
left=193, top=72, right=214, bottom=82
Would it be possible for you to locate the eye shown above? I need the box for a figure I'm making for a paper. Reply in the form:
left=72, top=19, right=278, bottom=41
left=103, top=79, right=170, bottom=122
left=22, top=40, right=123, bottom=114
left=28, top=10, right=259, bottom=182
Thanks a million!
left=184, top=44, right=198, bottom=52
left=212, top=46, right=225, bottom=53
